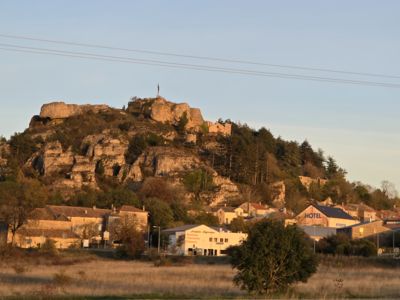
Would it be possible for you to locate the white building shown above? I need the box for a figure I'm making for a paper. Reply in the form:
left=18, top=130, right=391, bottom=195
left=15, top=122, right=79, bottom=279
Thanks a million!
left=163, top=224, right=247, bottom=256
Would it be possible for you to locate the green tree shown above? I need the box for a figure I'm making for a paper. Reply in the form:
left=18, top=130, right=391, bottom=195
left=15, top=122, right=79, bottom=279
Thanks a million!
left=111, top=217, right=145, bottom=259
left=0, top=179, right=47, bottom=244
left=317, top=234, right=376, bottom=257
left=325, top=156, right=346, bottom=180
left=9, top=132, right=40, bottom=165
left=229, top=220, right=318, bottom=294
left=183, top=169, right=214, bottom=200
left=228, top=217, right=249, bottom=233
left=125, top=135, right=148, bottom=164
left=144, top=197, right=174, bottom=228
left=189, top=212, right=219, bottom=226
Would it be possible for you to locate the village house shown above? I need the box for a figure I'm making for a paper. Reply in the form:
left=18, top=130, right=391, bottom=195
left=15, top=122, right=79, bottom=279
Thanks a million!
left=377, top=209, right=400, bottom=221
left=335, top=203, right=379, bottom=222
left=239, top=202, right=270, bottom=217
left=296, top=204, right=358, bottom=228
left=8, top=204, right=148, bottom=249
left=211, top=206, right=245, bottom=224
left=163, top=224, right=247, bottom=256
left=337, top=220, right=390, bottom=240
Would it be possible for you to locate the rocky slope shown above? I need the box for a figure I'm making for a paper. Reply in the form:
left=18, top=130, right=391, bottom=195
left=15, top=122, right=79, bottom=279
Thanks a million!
left=14, top=97, right=240, bottom=206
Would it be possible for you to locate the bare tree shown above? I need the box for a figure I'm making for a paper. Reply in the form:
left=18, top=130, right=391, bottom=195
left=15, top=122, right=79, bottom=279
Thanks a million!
left=381, top=180, right=398, bottom=199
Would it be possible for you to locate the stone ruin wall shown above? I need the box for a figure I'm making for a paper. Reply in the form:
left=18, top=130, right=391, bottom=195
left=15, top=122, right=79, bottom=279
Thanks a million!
left=206, top=121, right=232, bottom=136
left=40, top=102, right=110, bottom=119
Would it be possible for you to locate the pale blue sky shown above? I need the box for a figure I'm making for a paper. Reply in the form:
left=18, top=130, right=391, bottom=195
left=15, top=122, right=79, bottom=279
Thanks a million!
left=0, top=1, right=399, bottom=190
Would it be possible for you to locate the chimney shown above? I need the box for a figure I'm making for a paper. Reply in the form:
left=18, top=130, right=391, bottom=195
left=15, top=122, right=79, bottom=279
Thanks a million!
left=93, top=205, right=96, bottom=210
left=142, top=205, right=145, bottom=211
left=224, top=203, right=227, bottom=207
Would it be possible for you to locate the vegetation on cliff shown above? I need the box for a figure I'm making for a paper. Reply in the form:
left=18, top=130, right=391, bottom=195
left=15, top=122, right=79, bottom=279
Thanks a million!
left=0, top=97, right=399, bottom=231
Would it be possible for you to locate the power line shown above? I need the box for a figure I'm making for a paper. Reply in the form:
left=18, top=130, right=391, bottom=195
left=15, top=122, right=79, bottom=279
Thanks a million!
left=0, top=33, right=399, bottom=80
left=1, top=43, right=400, bottom=89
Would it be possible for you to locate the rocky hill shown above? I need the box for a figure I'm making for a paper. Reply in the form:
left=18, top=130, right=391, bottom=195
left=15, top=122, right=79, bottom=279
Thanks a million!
left=1, top=97, right=239, bottom=207
left=1, top=96, right=396, bottom=214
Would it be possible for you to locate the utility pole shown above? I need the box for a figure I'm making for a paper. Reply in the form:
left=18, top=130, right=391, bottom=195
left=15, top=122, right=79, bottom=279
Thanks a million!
left=313, top=226, right=316, bottom=254
left=153, top=225, right=161, bottom=254
left=158, top=226, right=161, bottom=254
left=393, top=230, right=395, bottom=257
left=147, top=225, right=151, bottom=251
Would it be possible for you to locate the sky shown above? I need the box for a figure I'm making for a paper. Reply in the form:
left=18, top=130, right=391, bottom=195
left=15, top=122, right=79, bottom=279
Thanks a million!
left=0, top=1, right=399, bottom=190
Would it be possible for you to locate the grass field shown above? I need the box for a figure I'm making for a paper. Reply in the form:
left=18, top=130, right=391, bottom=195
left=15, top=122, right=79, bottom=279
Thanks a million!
left=0, top=251, right=399, bottom=299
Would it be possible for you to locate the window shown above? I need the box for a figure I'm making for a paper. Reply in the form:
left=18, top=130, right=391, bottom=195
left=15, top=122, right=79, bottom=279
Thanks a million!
left=225, top=238, right=228, bottom=243
left=220, top=238, right=223, bottom=243
left=214, top=238, right=217, bottom=242
left=209, top=237, right=212, bottom=242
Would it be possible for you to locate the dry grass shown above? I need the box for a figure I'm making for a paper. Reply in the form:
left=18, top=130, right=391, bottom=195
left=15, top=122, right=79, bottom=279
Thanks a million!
left=0, top=254, right=399, bottom=299
left=294, top=262, right=400, bottom=299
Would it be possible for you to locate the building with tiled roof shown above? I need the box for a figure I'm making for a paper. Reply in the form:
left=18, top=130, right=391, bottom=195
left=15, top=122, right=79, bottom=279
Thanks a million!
left=162, top=224, right=247, bottom=256
left=14, top=228, right=80, bottom=249
left=211, top=205, right=245, bottom=224
left=335, top=203, right=379, bottom=222
left=239, top=202, right=269, bottom=217
left=9, top=204, right=148, bottom=249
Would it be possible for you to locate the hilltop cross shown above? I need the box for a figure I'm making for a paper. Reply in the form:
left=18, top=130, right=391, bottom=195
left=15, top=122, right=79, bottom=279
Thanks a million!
left=157, top=84, right=160, bottom=97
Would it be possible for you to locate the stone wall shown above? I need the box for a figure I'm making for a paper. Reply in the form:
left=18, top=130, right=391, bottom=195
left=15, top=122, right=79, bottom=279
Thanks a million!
left=206, top=121, right=232, bottom=136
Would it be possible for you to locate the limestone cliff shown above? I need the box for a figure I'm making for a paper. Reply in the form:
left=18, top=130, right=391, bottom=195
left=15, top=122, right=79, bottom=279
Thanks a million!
left=128, top=97, right=204, bottom=130
left=40, top=102, right=110, bottom=119
left=8, top=97, right=239, bottom=205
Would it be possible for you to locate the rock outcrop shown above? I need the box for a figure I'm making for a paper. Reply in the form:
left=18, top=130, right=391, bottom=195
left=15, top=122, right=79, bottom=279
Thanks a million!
left=270, top=181, right=286, bottom=208
left=125, top=146, right=201, bottom=181
left=299, top=176, right=327, bottom=191
left=205, top=121, right=232, bottom=136
left=38, top=141, right=75, bottom=175
left=83, top=135, right=128, bottom=177
left=207, top=175, right=240, bottom=207
left=40, top=102, right=110, bottom=119
left=20, top=97, right=239, bottom=202
left=129, top=97, right=204, bottom=130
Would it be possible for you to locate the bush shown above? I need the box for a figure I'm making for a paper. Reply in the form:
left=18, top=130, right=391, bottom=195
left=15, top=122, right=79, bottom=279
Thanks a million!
left=229, top=220, right=318, bottom=294
left=317, top=234, right=377, bottom=257
left=12, top=264, right=29, bottom=274
left=53, top=270, right=73, bottom=286
left=40, top=239, right=58, bottom=256
left=183, top=169, right=214, bottom=197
